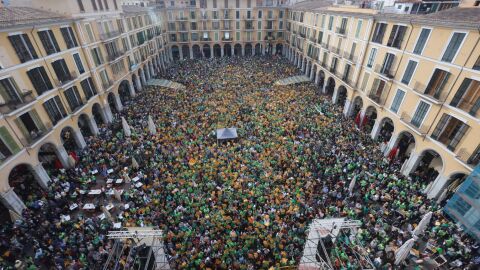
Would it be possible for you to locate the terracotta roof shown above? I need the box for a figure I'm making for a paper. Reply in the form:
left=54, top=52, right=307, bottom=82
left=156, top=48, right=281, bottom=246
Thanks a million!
left=0, top=7, right=71, bottom=30
left=290, top=0, right=334, bottom=11
left=424, top=7, right=480, bottom=24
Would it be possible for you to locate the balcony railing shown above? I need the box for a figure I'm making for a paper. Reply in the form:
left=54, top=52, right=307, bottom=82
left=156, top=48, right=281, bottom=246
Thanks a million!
left=367, top=90, right=387, bottom=106
left=330, top=46, right=341, bottom=55
left=107, top=49, right=125, bottom=62
left=177, top=17, right=188, bottom=21
left=320, top=43, right=329, bottom=49
left=19, top=122, right=53, bottom=146
left=343, top=51, right=357, bottom=63
left=375, top=64, right=395, bottom=79
left=99, top=30, right=121, bottom=41
left=55, top=71, right=78, bottom=88
left=411, top=82, right=448, bottom=103
left=0, top=90, right=35, bottom=114
left=456, top=148, right=477, bottom=168
left=200, top=37, right=211, bottom=41
left=342, top=75, right=354, bottom=86
left=222, top=37, right=233, bottom=41
left=336, top=27, right=347, bottom=35
left=321, top=61, right=328, bottom=68
left=400, top=112, right=430, bottom=135
left=102, top=79, right=114, bottom=90
left=329, top=65, right=337, bottom=75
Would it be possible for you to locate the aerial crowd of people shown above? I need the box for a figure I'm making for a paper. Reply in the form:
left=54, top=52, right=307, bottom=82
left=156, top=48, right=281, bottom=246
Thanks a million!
left=0, top=56, right=478, bottom=270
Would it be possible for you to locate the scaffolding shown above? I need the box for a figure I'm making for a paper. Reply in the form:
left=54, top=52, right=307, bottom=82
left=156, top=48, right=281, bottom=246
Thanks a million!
left=299, top=218, right=375, bottom=270
left=103, top=228, right=171, bottom=270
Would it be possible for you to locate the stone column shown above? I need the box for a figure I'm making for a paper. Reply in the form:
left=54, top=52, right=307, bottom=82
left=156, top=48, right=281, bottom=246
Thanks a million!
left=343, top=98, right=353, bottom=117
left=103, top=105, right=114, bottom=123
left=141, top=70, right=147, bottom=86
left=72, top=128, right=87, bottom=149
left=310, top=68, right=315, bottom=81
left=384, top=133, right=399, bottom=157
left=210, top=46, right=214, bottom=58
left=190, top=46, right=194, bottom=59
left=32, top=163, right=51, bottom=189
left=401, top=151, right=421, bottom=176
left=370, top=118, right=382, bottom=140
left=145, top=65, right=151, bottom=81
left=0, top=188, right=26, bottom=215
left=221, top=46, right=224, bottom=57
left=115, top=94, right=124, bottom=111
left=88, top=116, right=100, bottom=136
left=315, top=71, right=320, bottom=85
left=231, top=46, right=234, bottom=56
left=135, top=75, right=142, bottom=92
left=129, top=80, right=136, bottom=97
left=332, top=87, right=339, bottom=104
left=56, top=144, right=72, bottom=169
left=426, top=174, right=449, bottom=199
left=242, top=46, right=245, bottom=56
left=179, top=48, right=184, bottom=60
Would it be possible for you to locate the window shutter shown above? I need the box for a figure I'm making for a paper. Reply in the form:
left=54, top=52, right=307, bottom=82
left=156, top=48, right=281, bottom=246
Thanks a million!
left=0, top=126, right=20, bottom=154
left=431, top=114, right=449, bottom=140
left=13, top=118, right=29, bottom=139
left=30, top=110, right=46, bottom=131
left=450, top=79, right=471, bottom=107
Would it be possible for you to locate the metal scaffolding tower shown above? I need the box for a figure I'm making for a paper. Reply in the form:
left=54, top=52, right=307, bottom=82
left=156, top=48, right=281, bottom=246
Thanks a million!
left=299, top=218, right=375, bottom=270
left=103, top=228, right=170, bottom=270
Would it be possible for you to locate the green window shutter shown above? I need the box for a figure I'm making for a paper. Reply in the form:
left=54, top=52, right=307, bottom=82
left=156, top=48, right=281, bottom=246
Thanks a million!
left=0, top=126, right=20, bottom=154
left=29, top=109, right=47, bottom=131
left=13, top=118, right=29, bottom=141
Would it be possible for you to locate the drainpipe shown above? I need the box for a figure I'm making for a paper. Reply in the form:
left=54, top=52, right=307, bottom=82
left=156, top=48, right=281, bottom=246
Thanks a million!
left=423, top=26, right=480, bottom=143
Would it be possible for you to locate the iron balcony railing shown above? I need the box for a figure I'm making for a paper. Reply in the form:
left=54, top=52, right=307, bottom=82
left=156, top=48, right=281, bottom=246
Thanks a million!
left=0, top=90, right=35, bottom=114
left=411, top=81, right=448, bottom=103
left=375, top=64, right=395, bottom=79
left=400, top=112, right=430, bottom=135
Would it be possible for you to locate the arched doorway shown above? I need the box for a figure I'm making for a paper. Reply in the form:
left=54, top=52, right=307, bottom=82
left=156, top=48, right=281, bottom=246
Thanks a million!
left=108, top=92, right=120, bottom=113
left=351, top=96, right=363, bottom=118
left=377, top=117, right=394, bottom=143
left=8, top=164, right=43, bottom=202
left=254, top=43, right=261, bottom=55
left=60, top=126, right=81, bottom=152
left=325, top=77, right=335, bottom=96
left=213, top=44, right=221, bottom=57
left=337, top=86, right=348, bottom=107
left=438, top=173, right=468, bottom=204
left=276, top=43, right=283, bottom=55
left=171, top=45, right=180, bottom=60
left=224, top=44, right=232, bottom=57
left=118, top=80, right=132, bottom=105
left=132, top=74, right=139, bottom=93
left=234, top=44, right=242, bottom=56
left=193, top=45, right=202, bottom=59
left=78, top=114, right=94, bottom=137
left=362, top=106, right=377, bottom=133
left=245, top=43, right=253, bottom=56
left=412, top=149, right=443, bottom=187
left=38, top=143, right=63, bottom=171
left=317, top=71, right=325, bottom=88
left=391, top=131, right=416, bottom=163
left=182, top=45, right=190, bottom=59
left=203, top=44, right=211, bottom=58
left=92, top=103, right=106, bottom=126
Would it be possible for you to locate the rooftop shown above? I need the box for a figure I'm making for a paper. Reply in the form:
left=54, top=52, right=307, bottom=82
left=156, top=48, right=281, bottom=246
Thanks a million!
left=0, top=6, right=72, bottom=30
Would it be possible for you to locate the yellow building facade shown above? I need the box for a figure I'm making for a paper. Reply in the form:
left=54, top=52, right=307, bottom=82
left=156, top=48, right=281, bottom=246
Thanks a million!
left=284, top=3, right=480, bottom=201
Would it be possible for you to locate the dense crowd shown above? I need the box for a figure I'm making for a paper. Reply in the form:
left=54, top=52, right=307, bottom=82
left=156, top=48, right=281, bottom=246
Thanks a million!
left=0, top=56, right=478, bottom=269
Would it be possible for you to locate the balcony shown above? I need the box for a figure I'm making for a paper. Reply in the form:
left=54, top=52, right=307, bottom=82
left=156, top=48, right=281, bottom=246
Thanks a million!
left=375, top=64, right=395, bottom=80
left=299, top=33, right=306, bottom=38
left=411, top=82, right=448, bottom=103
left=200, top=37, right=211, bottom=41
left=456, top=148, right=478, bottom=168
left=367, top=91, right=387, bottom=106
left=102, top=79, right=114, bottom=90
left=266, top=16, right=277, bottom=20
left=0, top=90, right=35, bottom=114
left=343, top=51, right=357, bottom=63
left=320, top=43, right=329, bottom=49
left=329, top=45, right=341, bottom=55
left=329, top=65, right=337, bottom=75
left=222, top=37, right=233, bottom=41
left=342, top=75, right=354, bottom=87
left=19, top=122, right=53, bottom=147
left=107, top=50, right=125, bottom=62
left=99, top=30, right=121, bottom=41
left=400, top=112, right=430, bottom=135
left=336, top=27, right=347, bottom=36
left=177, top=17, right=188, bottom=21
left=55, top=72, right=78, bottom=88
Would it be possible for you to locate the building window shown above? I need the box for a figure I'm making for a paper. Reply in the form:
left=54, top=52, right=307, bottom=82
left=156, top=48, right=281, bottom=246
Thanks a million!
left=64, top=86, right=83, bottom=111
left=442, top=32, right=466, bottom=63
left=450, top=78, right=480, bottom=117
left=424, top=69, right=450, bottom=99
left=360, top=72, right=369, bottom=91
left=401, top=60, right=417, bottom=85
left=371, top=23, right=387, bottom=44
left=431, top=114, right=469, bottom=151
left=51, top=59, right=73, bottom=85
left=91, top=47, right=104, bottom=66
left=85, top=24, right=95, bottom=43
left=80, top=77, right=97, bottom=99
left=366, top=48, right=377, bottom=68
left=355, top=20, right=362, bottom=38
left=8, top=34, right=38, bottom=63
left=97, top=0, right=104, bottom=10
left=77, top=0, right=85, bottom=11
left=73, top=53, right=85, bottom=74
left=91, top=0, right=98, bottom=11
left=43, top=96, right=67, bottom=125
left=38, top=30, right=61, bottom=55
left=472, top=56, right=480, bottom=71
left=411, top=101, right=430, bottom=128
left=328, top=16, right=333, bottom=30
left=61, top=27, right=79, bottom=49
left=27, top=67, right=53, bottom=96
left=379, top=53, right=395, bottom=77
left=390, top=89, right=405, bottom=113
left=0, top=126, right=20, bottom=161
left=103, top=0, right=109, bottom=10
left=113, top=0, right=118, bottom=10
left=387, top=25, right=407, bottom=49
left=0, top=78, right=22, bottom=104
left=413, top=28, right=431, bottom=55
left=468, top=145, right=480, bottom=167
